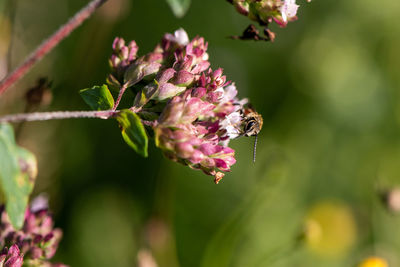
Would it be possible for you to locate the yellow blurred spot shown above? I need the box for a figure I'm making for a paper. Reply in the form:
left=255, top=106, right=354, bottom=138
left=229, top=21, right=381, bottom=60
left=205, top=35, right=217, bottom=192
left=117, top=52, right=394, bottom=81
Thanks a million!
left=16, top=174, right=25, bottom=187
left=304, top=219, right=322, bottom=244
left=358, top=257, right=388, bottom=267
left=304, top=201, right=357, bottom=257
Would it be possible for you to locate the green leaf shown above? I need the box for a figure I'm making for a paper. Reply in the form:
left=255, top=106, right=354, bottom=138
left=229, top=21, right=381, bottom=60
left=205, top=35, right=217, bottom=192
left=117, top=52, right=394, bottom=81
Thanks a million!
left=116, top=110, right=148, bottom=157
left=166, top=0, right=191, bottom=18
left=79, top=84, right=115, bottom=110
left=0, top=123, right=37, bottom=229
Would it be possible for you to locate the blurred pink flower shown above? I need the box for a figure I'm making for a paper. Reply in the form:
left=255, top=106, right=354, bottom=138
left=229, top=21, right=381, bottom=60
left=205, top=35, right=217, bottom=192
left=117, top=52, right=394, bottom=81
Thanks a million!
left=0, top=195, right=66, bottom=267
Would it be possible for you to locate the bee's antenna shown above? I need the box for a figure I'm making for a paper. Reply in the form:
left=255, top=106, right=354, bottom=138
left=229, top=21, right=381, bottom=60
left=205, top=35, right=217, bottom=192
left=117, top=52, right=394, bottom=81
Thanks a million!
left=253, top=134, right=258, bottom=163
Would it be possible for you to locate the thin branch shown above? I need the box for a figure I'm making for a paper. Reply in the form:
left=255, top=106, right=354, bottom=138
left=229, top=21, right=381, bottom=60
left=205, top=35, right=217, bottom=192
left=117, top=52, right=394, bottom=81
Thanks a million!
left=0, top=0, right=108, bottom=96
left=0, top=110, right=118, bottom=123
left=0, top=110, right=158, bottom=127
left=113, top=83, right=128, bottom=111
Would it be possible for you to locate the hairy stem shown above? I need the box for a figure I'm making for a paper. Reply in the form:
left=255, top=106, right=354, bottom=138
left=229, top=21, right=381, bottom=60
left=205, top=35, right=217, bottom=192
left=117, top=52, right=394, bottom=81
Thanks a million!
left=0, top=0, right=108, bottom=96
left=0, top=110, right=118, bottom=123
left=113, top=83, right=128, bottom=111
left=0, top=110, right=158, bottom=127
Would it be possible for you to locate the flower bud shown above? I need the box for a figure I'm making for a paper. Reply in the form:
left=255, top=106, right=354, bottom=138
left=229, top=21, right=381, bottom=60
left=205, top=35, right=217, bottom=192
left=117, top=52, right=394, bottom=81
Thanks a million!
left=112, top=37, right=125, bottom=51
left=4, top=255, right=23, bottom=267
left=109, top=55, right=121, bottom=69
left=120, top=46, right=129, bottom=60
left=179, top=56, right=193, bottom=72
left=157, top=97, right=185, bottom=126
left=7, top=245, right=20, bottom=258
left=191, top=61, right=210, bottom=74
left=191, top=87, right=206, bottom=98
left=128, top=40, right=139, bottom=59
left=231, top=0, right=250, bottom=15
left=157, top=68, right=176, bottom=84
left=175, top=142, right=195, bottom=158
left=180, top=98, right=215, bottom=124
left=124, top=60, right=161, bottom=87
left=173, top=70, right=194, bottom=86
left=156, top=83, right=186, bottom=101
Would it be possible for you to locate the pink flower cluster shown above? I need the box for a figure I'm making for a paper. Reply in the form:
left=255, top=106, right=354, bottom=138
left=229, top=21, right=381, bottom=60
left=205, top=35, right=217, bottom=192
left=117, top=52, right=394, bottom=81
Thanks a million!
left=229, top=0, right=301, bottom=27
left=110, top=29, right=252, bottom=183
left=0, top=197, right=66, bottom=267
left=109, top=37, right=139, bottom=79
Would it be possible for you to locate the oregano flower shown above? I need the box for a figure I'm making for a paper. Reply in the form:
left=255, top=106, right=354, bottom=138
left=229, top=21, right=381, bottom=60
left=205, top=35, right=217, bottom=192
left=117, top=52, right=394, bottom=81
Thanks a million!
left=0, top=196, right=67, bottom=267
left=106, top=29, right=261, bottom=183
left=228, top=0, right=309, bottom=41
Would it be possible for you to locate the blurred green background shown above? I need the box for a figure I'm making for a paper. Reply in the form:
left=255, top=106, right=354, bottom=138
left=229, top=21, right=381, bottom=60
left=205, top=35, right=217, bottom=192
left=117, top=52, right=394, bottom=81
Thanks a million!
left=1, top=0, right=400, bottom=266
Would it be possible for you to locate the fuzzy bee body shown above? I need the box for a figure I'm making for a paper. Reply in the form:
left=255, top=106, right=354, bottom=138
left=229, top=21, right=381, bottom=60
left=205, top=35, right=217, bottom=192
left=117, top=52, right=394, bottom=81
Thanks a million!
left=236, top=107, right=263, bottom=137
left=242, top=108, right=263, bottom=137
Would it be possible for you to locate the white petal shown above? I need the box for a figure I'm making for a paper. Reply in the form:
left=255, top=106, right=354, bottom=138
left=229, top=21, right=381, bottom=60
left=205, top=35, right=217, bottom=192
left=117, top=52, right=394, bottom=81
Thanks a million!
left=214, top=87, right=225, bottom=101
left=165, top=28, right=190, bottom=46
left=30, top=193, right=49, bottom=212
left=174, top=28, right=189, bottom=45
left=228, top=112, right=242, bottom=124
left=226, top=125, right=240, bottom=139
left=282, top=0, right=299, bottom=21
left=223, top=84, right=238, bottom=102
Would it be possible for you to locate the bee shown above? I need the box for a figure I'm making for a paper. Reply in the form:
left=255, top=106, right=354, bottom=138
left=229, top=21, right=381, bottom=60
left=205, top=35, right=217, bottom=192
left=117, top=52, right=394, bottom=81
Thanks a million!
left=241, top=106, right=263, bottom=163
left=242, top=107, right=263, bottom=137
left=222, top=104, right=263, bottom=162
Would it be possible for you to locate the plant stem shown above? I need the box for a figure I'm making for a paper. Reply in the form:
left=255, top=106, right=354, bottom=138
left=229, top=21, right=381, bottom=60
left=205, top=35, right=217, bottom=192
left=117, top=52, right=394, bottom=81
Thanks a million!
left=113, top=83, right=128, bottom=111
left=0, top=110, right=158, bottom=126
left=0, top=0, right=108, bottom=96
left=0, top=110, right=118, bottom=123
